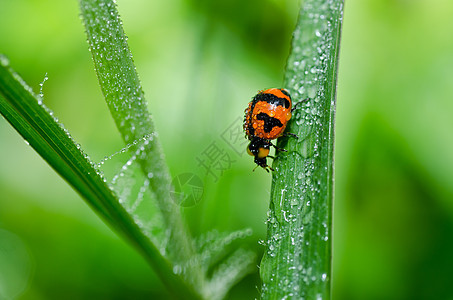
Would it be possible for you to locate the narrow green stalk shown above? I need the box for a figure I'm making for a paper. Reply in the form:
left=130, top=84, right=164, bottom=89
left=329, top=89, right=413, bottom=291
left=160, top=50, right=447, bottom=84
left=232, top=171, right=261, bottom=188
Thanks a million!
left=0, top=58, right=201, bottom=300
left=260, top=0, right=344, bottom=299
left=78, top=0, right=201, bottom=288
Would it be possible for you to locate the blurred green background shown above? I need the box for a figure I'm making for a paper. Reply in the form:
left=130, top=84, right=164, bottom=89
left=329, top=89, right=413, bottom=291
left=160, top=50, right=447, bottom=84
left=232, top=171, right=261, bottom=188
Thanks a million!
left=1, top=0, right=453, bottom=299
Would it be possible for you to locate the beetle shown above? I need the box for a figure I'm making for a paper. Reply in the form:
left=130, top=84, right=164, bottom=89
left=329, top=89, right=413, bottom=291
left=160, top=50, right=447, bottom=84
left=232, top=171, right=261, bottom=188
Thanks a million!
left=243, top=88, right=304, bottom=172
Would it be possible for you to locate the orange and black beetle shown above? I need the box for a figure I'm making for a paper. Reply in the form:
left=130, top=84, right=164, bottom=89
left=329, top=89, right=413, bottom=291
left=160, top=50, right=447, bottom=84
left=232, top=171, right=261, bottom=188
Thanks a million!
left=243, top=88, right=300, bottom=172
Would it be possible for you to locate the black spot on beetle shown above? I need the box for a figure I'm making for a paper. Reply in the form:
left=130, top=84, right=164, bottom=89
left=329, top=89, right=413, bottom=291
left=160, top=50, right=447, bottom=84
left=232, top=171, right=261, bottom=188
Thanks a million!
left=253, top=92, right=290, bottom=109
left=256, top=113, right=283, bottom=132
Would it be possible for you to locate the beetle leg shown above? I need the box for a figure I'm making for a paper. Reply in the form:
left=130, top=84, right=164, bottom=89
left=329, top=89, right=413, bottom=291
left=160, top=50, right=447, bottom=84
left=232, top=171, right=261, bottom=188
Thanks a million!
left=270, top=142, right=287, bottom=152
left=291, top=97, right=310, bottom=112
left=281, top=132, right=299, bottom=139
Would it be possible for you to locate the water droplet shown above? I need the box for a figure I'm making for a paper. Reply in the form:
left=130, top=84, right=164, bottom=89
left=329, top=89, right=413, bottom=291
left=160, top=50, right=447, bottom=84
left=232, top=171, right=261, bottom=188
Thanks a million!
left=0, top=54, right=10, bottom=66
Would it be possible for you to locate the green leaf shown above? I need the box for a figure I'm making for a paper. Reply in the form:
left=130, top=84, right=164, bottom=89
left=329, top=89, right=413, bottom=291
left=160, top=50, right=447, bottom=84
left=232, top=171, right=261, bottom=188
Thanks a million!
left=78, top=0, right=203, bottom=291
left=0, top=56, right=201, bottom=299
left=260, top=0, right=344, bottom=299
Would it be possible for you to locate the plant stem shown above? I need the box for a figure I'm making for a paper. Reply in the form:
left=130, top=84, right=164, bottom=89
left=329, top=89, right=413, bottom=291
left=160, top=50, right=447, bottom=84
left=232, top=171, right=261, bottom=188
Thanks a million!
left=260, top=0, right=344, bottom=299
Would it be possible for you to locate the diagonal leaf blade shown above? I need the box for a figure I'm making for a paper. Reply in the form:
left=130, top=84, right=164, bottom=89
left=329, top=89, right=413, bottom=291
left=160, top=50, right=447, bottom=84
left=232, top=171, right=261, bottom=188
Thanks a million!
left=0, top=58, right=201, bottom=299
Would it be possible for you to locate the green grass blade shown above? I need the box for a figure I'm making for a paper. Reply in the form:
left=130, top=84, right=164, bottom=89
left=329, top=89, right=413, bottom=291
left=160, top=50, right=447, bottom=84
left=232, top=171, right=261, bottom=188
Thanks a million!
left=260, top=0, right=344, bottom=299
left=78, top=0, right=202, bottom=292
left=0, top=59, right=111, bottom=224
left=0, top=58, right=202, bottom=299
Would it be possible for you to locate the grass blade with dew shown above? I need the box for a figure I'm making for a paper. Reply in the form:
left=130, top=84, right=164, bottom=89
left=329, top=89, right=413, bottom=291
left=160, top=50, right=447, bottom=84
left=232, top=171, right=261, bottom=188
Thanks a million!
left=78, top=0, right=203, bottom=294
left=0, top=55, right=201, bottom=299
left=260, top=0, right=344, bottom=299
